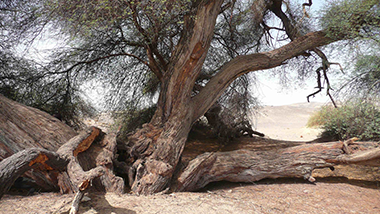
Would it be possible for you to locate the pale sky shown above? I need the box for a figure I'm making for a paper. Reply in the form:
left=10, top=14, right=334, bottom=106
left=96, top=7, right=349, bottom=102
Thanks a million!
left=255, top=75, right=331, bottom=106
left=253, top=0, right=332, bottom=106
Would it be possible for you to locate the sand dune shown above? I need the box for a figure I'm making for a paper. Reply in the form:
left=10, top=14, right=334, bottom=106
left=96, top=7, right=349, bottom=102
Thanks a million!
left=255, top=102, right=325, bottom=141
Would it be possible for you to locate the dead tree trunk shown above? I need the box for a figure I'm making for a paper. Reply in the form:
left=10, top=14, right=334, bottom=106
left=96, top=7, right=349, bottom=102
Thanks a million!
left=0, top=126, right=124, bottom=199
left=0, top=94, right=123, bottom=198
left=0, top=94, right=77, bottom=190
left=176, top=139, right=380, bottom=191
left=0, top=148, right=68, bottom=198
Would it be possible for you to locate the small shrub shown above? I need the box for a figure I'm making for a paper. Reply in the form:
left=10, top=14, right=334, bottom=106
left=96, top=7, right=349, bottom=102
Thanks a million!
left=307, top=105, right=336, bottom=128
left=307, top=101, right=380, bottom=141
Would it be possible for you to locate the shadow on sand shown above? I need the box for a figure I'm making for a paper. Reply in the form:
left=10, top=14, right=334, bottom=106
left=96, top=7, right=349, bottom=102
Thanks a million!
left=200, top=176, right=380, bottom=192
left=61, top=192, right=136, bottom=214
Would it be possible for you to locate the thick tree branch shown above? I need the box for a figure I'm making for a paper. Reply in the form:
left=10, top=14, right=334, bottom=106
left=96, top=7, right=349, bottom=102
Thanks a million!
left=192, top=30, right=335, bottom=121
left=0, top=125, right=124, bottom=199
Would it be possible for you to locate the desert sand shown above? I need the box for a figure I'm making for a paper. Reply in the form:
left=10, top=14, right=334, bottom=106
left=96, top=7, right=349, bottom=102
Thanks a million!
left=255, top=102, right=324, bottom=141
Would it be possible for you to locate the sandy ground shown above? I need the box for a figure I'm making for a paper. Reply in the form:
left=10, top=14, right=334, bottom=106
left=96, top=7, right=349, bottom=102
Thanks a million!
left=1, top=179, right=379, bottom=214
left=1, top=102, right=379, bottom=214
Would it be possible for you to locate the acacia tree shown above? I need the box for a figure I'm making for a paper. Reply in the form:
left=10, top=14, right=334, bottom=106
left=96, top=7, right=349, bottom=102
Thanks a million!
left=45, top=0, right=379, bottom=194
left=1, top=0, right=379, bottom=195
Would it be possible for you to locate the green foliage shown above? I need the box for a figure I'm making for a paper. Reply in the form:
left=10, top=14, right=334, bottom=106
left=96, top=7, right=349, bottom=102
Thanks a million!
left=350, top=54, right=380, bottom=95
left=321, top=0, right=380, bottom=40
left=308, top=100, right=380, bottom=141
left=47, top=0, right=192, bottom=38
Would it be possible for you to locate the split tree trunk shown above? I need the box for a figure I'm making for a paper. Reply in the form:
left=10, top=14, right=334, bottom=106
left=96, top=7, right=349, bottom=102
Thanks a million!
left=0, top=94, right=77, bottom=191
left=0, top=126, right=124, bottom=199
left=0, top=95, right=124, bottom=198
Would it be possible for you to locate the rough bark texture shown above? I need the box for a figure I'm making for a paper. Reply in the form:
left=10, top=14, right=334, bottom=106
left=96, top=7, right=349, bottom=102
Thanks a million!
left=0, top=148, right=68, bottom=199
left=122, top=0, right=341, bottom=195
left=0, top=95, right=123, bottom=198
left=176, top=140, right=380, bottom=192
left=2, top=1, right=379, bottom=198
left=56, top=127, right=124, bottom=194
left=0, top=94, right=76, bottom=158
left=125, top=0, right=225, bottom=195
left=0, top=126, right=124, bottom=199
left=0, top=94, right=77, bottom=190
left=1, top=95, right=380, bottom=203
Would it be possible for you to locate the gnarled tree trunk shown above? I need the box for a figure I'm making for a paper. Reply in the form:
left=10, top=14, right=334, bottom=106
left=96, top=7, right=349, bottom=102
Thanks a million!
left=2, top=0, right=379, bottom=199
left=1, top=94, right=380, bottom=205
left=0, top=94, right=77, bottom=191
left=119, top=0, right=340, bottom=195
left=123, top=0, right=225, bottom=195
left=0, top=95, right=124, bottom=199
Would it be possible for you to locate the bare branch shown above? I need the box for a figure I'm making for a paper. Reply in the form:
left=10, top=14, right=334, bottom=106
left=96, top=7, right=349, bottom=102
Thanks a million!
left=46, top=52, right=149, bottom=76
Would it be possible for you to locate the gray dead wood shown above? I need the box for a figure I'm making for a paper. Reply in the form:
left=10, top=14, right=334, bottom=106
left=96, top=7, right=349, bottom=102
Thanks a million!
left=56, top=127, right=124, bottom=194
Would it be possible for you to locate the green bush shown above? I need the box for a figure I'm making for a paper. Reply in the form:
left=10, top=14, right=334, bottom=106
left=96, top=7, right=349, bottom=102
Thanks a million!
left=307, top=101, right=380, bottom=141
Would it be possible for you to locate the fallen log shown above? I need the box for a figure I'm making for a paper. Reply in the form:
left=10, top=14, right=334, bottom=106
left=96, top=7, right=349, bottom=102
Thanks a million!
left=1, top=94, right=380, bottom=200
left=176, top=139, right=380, bottom=191
left=0, top=148, right=68, bottom=199
left=0, top=94, right=77, bottom=190
left=57, top=127, right=124, bottom=194
left=0, top=126, right=124, bottom=199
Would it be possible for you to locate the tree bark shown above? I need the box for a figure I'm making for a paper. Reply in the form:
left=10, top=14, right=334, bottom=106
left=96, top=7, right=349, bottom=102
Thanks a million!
left=192, top=30, right=335, bottom=120
left=0, top=94, right=77, bottom=191
left=176, top=139, right=380, bottom=192
left=0, top=148, right=68, bottom=198
left=0, top=94, right=77, bottom=158
left=125, top=0, right=225, bottom=195
left=3, top=1, right=378, bottom=198
left=119, top=0, right=350, bottom=195
left=56, top=127, right=124, bottom=194
left=1, top=95, right=380, bottom=201
left=0, top=94, right=124, bottom=198
left=120, top=0, right=345, bottom=195
left=0, top=126, right=124, bottom=199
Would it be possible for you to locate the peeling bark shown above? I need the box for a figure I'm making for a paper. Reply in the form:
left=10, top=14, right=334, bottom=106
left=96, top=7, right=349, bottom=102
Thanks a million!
left=0, top=148, right=68, bottom=198
left=56, top=127, right=124, bottom=194
left=126, top=0, right=225, bottom=195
